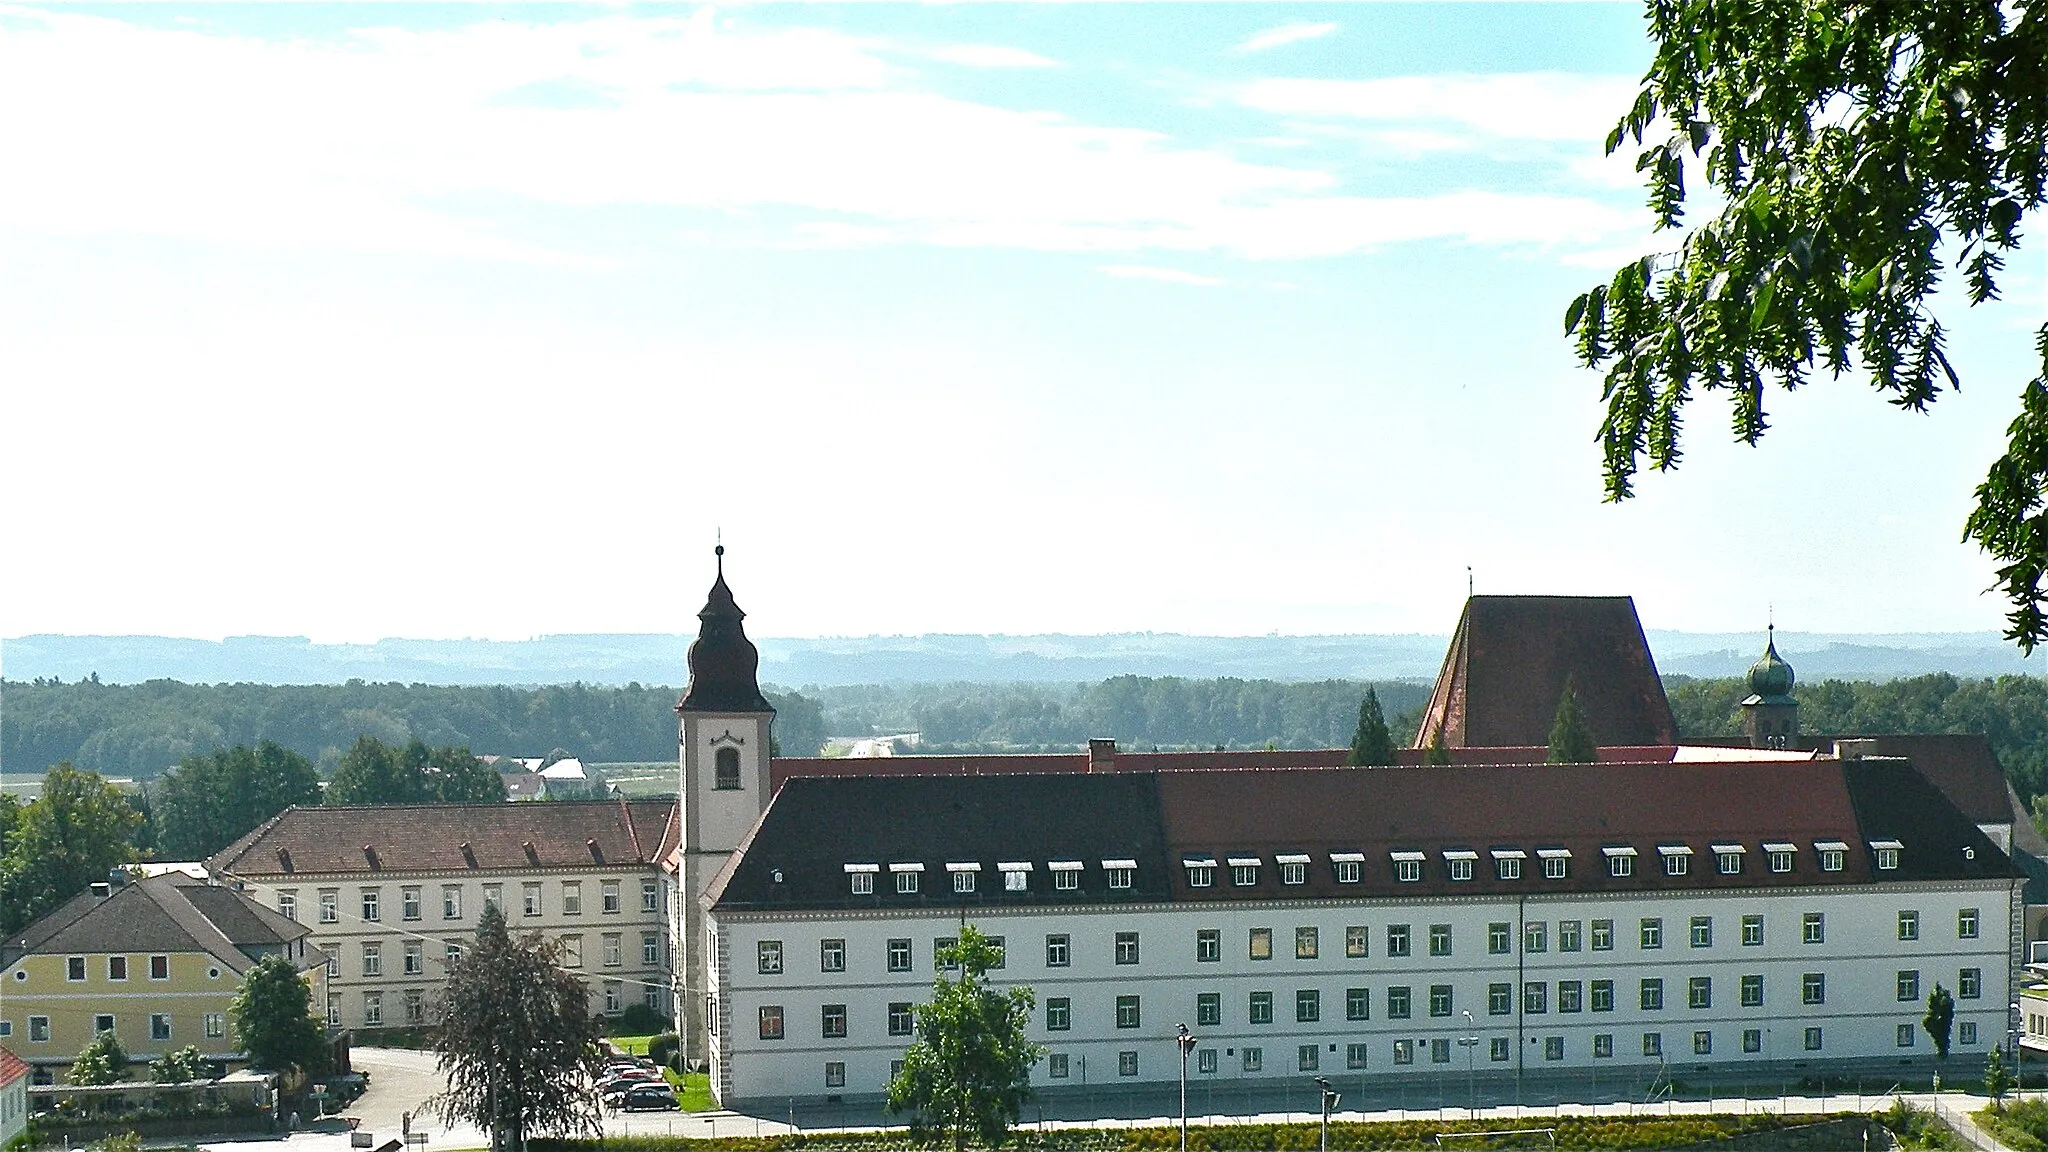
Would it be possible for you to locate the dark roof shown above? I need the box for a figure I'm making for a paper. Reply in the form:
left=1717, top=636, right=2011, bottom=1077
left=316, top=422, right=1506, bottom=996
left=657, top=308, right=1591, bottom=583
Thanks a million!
left=770, top=747, right=1349, bottom=790
left=676, top=547, right=774, bottom=715
left=1415, top=595, right=1676, bottom=748
left=3, top=873, right=311, bottom=974
left=710, top=757, right=2014, bottom=913
left=209, top=798, right=679, bottom=877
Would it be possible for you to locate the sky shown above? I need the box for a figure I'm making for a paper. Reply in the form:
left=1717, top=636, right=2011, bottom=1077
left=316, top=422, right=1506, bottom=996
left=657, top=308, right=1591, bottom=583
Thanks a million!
left=2, top=2, right=2042, bottom=646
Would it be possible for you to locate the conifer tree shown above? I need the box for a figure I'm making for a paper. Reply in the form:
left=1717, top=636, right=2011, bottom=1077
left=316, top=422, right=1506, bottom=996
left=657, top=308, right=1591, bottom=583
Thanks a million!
left=1346, top=689, right=1395, bottom=767
left=1424, top=727, right=1452, bottom=766
left=1546, top=679, right=1598, bottom=764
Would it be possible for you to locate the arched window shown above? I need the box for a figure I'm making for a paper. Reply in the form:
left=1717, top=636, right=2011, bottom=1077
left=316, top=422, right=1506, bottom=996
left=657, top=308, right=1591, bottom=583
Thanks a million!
left=714, top=746, right=742, bottom=790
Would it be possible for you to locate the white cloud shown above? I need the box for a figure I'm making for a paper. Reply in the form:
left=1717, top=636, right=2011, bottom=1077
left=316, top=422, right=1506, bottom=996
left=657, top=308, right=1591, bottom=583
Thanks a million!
left=1235, top=22, right=1338, bottom=54
left=928, top=44, right=1058, bottom=69
left=1237, top=73, right=1638, bottom=144
left=1098, top=264, right=1227, bottom=286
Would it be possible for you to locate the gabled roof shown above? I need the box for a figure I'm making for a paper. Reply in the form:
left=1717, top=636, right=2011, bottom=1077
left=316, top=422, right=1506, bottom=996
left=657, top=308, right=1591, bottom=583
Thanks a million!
left=0, top=1046, right=27, bottom=1089
left=1415, top=595, right=1677, bottom=749
left=208, top=798, right=678, bottom=877
left=2, top=873, right=311, bottom=975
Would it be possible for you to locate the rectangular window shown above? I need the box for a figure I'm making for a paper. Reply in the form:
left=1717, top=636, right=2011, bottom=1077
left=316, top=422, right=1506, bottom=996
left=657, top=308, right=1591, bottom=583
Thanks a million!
left=1742, top=1028, right=1762, bottom=1053
left=821, top=938, right=845, bottom=973
left=1396, top=858, right=1422, bottom=883
left=1299, top=1044, right=1320, bottom=1071
left=759, top=1006, right=784, bottom=1040
left=1004, top=868, right=1027, bottom=891
left=362, top=943, right=382, bottom=977
left=1394, top=1040, right=1414, bottom=1065
left=278, top=892, right=297, bottom=921
left=1118, top=1051, right=1139, bottom=1077
left=1819, top=848, right=1845, bottom=872
left=601, top=880, right=621, bottom=912
left=1232, top=863, right=1259, bottom=887
left=889, top=1003, right=914, bottom=1036
left=1489, top=983, right=1513, bottom=1015
left=1115, top=932, right=1140, bottom=965
left=1899, top=911, right=1920, bottom=941
left=1280, top=861, right=1306, bottom=886
left=1640, top=918, right=1662, bottom=949
left=642, top=880, right=659, bottom=912
left=1689, top=976, right=1712, bottom=1009
left=1802, top=913, right=1825, bottom=944
left=1049, top=1054, right=1072, bottom=1079
left=1115, top=995, right=1140, bottom=1029
left=108, top=956, right=127, bottom=981
left=325, top=951, right=339, bottom=979
left=1769, top=849, right=1794, bottom=873
left=1200, top=1049, right=1219, bottom=1074
left=1186, top=864, right=1214, bottom=888
left=1690, top=917, right=1713, bottom=948
left=758, top=940, right=783, bottom=974
left=825, top=1062, right=845, bottom=1088
left=402, top=887, right=422, bottom=921
left=325, top=998, right=339, bottom=1027
left=1609, top=852, right=1634, bottom=878
left=602, top=934, right=622, bottom=967
left=1664, top=849, right=1690, bottom=876
left=1805, top=1026, right=1824, bottom=1051
left=94, top=1013, right=115, bottom=1035
left=1448, top=857, right=1474, bottom=882
left=443, top=886, right=462, bottom=919
left=1388, top=986, right=1411, bottom=1019
left=1640, top=978, right=1663, bottom=1011
left=1693, top=1030, right=1712, bottom=1056
left=888, top=939, right=912, bottom=972
left=1489, top=923, right=1512, bottom=955
left=1248, top=991, right=1273, bottom=1024
left=821, top=1004, right=847, bottom=1039
left=1047, top=934, right=1071, bottom=967
left=1959, top=908, right=1980, bottom=939
left=850, top=872, right=875, bottom=895
left=1249, top=928, right=1272, bottom=961
left=1591, top=919, right=1614, bottom=951
left=1194, top=930, right=1218, bottom=963
left=1489, top=1037, right=1509, bottom=1062
left=1741, top=975, right=1763, bottom=1007
left=936, top=938, right=958, bottom=970
left=320, top=890, right=338, bottom=923
left=1496, top=855, right=1523, bottom=881
left=1334, top=860, right=1361, bottom=884
left=1197, top=992, right=1221, bottom=1027
left=1431, top=1037, right=1452, bottom=1064
left=1525, top=922, right=1547, bottom=954
left=405, top=989, right=425, bottom=1025
left=953, top=870, right=976, bottom=894
left=1961, top=1022, right=1980, bottom=1045
left=1558, top=980, right=1583, bottom=1013
left=557, top=882, right=581, bottom=916
left=1960, top=968, right=1982, bottom=999
left=363, top=994, right=382, bottom=1026
left=1430, top=924, right=1452, bottom=957
left=446, top=941, right=463, bottom=967
left=1741, top=915, right=1763, bottom=946
left=362, top=889, right=380, bottom=922
left=205, top=1012, right=225, bottom=1038
left=1897, top=1023, right=1916, bottom=1048
left=1243, top=1046, right=1264, bottom=1072
left=1387, top=924, right=1411, bottom=957
left=1545, top=1036, right=1565, bottom=1061
left=1296, top=926, right=1319, bottom=960
left=1642, top=1032, right=1662, bottom=1058
left=1345, top=926, right=1367, bottom=958
left=1593, top=1034, right=1614, bottom=1059
left=1559, top=920, right=1582, bottom=952
left=1524, top=982, right=1548, bottom=1014
left=1591, top=980, right=1614, bottom=1012
left=1347, top=987, right=1370, bottom=1021
left=1802, top=973, right=1825, bottom=1005
left=1298, top=989, right=1322, bottom=1022
left=1718, top=851, right=1743, bottom=875
left=149, top=954, right=169, bottom=980
left=1053, top=867, right=1078, bottom=891
left=1429, top=985, right=1453, bottom=1017
left=151, top=1013, right=172, bottom=1041
left=1545, top=854, right=1570, bottom=879
left=1346, top=1044, right=1368, bottom=1070
left=1897, top=970, right=1921, bottom=1002
left=404, top=941, right=424, bottom=975
left=644, top=934, right=661, bottom=966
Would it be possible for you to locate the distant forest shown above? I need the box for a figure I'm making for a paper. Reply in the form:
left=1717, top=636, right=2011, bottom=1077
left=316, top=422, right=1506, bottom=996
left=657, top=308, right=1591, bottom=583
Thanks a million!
left=6, top=674, right=2045, bottom=804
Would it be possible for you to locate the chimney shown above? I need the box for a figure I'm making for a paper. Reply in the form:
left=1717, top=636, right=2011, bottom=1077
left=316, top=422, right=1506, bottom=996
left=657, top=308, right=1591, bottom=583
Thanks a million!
left=586, top=838, right=605, bottom=865
left=362, top=845, right=381, bottom=871
left=460, top=842, right=478, bottom=869
left=1087, top=738, right=1117, bottom=773
left=523, top=841, right=540, bottom=866
left=276, top=848, right=294, bottom=873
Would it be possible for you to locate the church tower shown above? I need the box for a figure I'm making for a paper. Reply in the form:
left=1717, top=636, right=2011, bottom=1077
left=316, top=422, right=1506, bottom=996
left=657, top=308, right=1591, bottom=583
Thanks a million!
left=673, top=546, right=775, bottom=1061
left=1740, top=626, right=1799, bottom=749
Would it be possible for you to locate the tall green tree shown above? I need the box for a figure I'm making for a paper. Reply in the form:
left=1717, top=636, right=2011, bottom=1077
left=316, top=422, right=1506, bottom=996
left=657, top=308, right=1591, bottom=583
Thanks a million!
left=1567, top=0, right=2048, bottom=651
left=0, top=764, right=141, bottom=936
left=231, top=953, right=329, bottom=1075
left=886, top=925, right=1042, bottom=1152
left=1546, top=680, right=1598, bottom=764
left=327, top=736, right=506, bottom=806
left=430, top=904, right=605, bottom=1152
left=1423, top=727, right=1452, bottom=766
left=1985, top=1044, right=2016, bottom=1110
left=70, top=1029, right=130, bottom=1086
left=424, top=745, right=507, bottom=804
left=154, top=742, right=322, bottom=860
left=1346, top=689, right=1395, bottom=766
left=1924, top=983, right=1956, bottom=1063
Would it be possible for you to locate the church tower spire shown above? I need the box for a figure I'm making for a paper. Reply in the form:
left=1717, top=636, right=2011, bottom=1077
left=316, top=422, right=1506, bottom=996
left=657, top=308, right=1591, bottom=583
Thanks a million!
left=1740, top=624, right=1799, bottom=748
left=677, top=544, right=774, bottom=714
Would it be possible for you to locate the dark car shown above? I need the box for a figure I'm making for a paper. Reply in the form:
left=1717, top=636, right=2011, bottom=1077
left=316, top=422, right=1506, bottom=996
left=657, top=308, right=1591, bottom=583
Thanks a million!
left=617, top=1085, right=678, bottom=1112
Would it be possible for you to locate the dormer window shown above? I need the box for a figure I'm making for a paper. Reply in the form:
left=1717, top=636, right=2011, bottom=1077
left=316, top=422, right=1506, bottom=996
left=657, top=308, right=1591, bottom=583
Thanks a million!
left=1537, top=848, right=1571, bottom=879
left=1492, top=849, right=1526, bottom=881
left=1391, top=851, right=1426, bottom=883
left=1658, top=845, right=1693, bottom=876
left=1102, top=860, right=1136, bottom=890
left=1329, top=852, right=1363, bottom=883
left=1764, top=842, right=1796, bottom=873
left=1443, top=850, right=1478, bottom=881
left=845, top=863, right=879, bottom=895
left=1049, top=861, right=1082, bottom=891
left=947, top=863, right=980, bottom=894
left=889, top=863, right=924, bottom=894
left=1815, top=841, right=1848, bottom=872
left=1602, top=846, right=1637, bottom=877
left=1712, top=844, right=1745, bottom=875
left=1276, top=854, right=1310, bottom=885
left=1869, top=840, right=1902, bottom=871
left=997, top=862, right=1032, bottom=891
left=1228, top=856, right=1261, bottom=887
left=1183, top=856, right=1216, bottom=888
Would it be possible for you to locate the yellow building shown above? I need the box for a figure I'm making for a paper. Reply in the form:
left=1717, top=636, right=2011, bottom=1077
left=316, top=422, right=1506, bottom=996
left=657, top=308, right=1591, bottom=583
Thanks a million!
left=0, top=872, right=323, bottom=1082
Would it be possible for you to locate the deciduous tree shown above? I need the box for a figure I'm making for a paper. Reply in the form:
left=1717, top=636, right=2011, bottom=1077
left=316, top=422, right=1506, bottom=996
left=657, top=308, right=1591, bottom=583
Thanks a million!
left=1568, top=0, right=2048, bottom=650
left=886, top=924, right=1042, bottom=1152
left=70, top=1029, right=129, bottom=1086
left=1347, top=689, right=1395, bottom=766
left=231, top=953, right=330, bottom=1075
left=430, top=904, right=605, bottom=1152
left=0, top=764, right=141, bottom=936
left=154, top=742, right=322, bottom=860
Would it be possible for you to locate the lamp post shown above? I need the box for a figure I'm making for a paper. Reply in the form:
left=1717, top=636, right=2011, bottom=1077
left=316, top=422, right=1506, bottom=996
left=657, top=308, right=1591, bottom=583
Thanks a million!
left=1313, top=1076, right=1340, bottom=1152
left=1459, top=1010, right=1480, bottom=1117
left=1177, top=1024, right=1197, bottom=1152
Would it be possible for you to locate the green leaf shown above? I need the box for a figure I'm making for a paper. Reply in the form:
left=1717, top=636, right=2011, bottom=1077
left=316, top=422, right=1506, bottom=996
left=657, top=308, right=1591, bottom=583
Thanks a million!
left=1750, top=280, right=1776, bottom=330
left=1565, top=293, right=1590, bottom=334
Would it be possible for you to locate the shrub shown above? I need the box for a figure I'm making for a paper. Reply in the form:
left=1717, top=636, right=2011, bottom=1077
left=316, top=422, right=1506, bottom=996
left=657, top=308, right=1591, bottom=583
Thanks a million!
left=611, top=1003, right=669, bottom=1036
left=648, top=1032, right=681, bottom=1069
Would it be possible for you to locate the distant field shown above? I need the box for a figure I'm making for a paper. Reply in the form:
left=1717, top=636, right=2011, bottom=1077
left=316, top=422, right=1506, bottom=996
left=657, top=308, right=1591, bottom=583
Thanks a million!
left=595, top=763, right=675, bottom=799
left=2, top=769, right=136, bottom=800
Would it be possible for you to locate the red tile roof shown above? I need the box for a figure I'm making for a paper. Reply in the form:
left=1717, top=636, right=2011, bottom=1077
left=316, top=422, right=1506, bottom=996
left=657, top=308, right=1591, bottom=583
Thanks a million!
left=209, top=799, right=679, bottom=877
left=0, top=1045, right=30, bottom=1089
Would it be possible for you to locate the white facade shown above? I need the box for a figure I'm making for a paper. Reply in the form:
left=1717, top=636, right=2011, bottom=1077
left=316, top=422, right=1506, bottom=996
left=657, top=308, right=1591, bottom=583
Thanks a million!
left=708, top=880, right=2017, bottom=1106
left=676, top=709, right=775, bottom=1060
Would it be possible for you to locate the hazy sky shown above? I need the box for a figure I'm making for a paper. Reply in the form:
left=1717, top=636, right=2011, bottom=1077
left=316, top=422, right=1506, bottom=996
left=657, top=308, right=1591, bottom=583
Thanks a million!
left=4, top=3, right=2041, bottom=645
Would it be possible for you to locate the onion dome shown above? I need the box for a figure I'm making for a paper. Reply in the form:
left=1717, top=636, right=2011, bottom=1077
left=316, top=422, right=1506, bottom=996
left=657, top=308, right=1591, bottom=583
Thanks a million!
left=676, top=546, right=775, bottom=714
left=1742, top=626, right=1796, bottom=705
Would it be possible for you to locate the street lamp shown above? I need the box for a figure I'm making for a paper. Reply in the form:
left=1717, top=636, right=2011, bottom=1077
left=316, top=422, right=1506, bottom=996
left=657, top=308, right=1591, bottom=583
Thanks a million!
left=1313, top=1075, right=1340, bottom=1152
left=1458, top=1010, right=1480, bottom=1117
left=1177, top=1024, right=1197, bottom=1152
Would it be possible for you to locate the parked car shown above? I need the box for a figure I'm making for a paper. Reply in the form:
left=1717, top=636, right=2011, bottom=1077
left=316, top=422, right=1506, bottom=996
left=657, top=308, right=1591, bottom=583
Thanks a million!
left=599, top=1071, right=664, bottom=1093
left=616, top=1084, right=678, bottom=1112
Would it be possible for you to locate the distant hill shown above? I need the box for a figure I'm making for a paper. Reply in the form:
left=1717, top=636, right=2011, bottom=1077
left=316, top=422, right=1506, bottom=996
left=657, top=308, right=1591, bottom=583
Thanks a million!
left=2, top=629, right=2036, bottom=688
